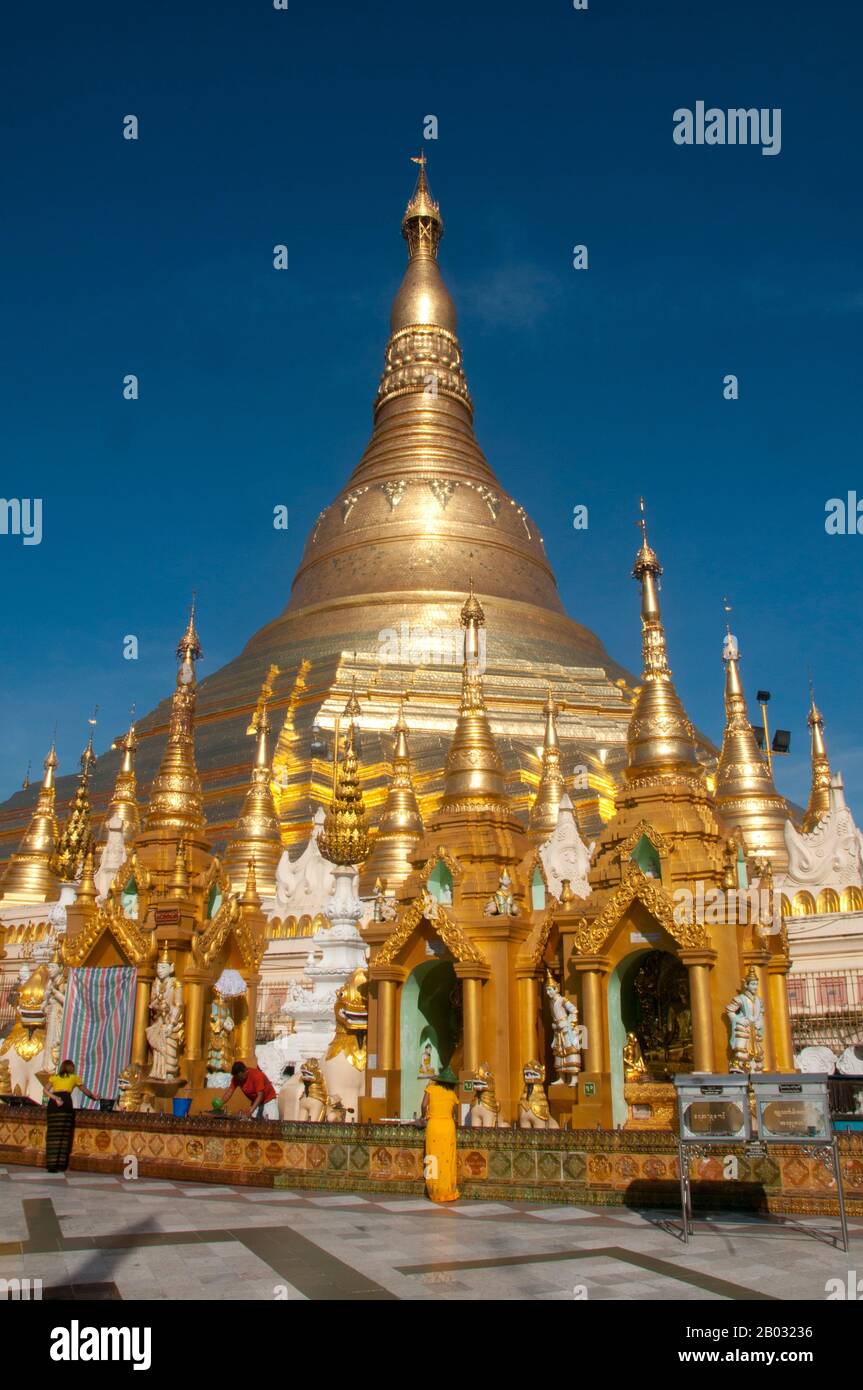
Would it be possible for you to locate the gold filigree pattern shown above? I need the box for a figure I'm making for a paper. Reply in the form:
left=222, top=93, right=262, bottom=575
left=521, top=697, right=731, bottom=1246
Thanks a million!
left=374, top=891, right=487, bottom=967
left=63, top=901, right=154, bottom=967
left=192, top=896, right=264, bottom=971
left=569, top=866, right=710, bottom=956
left=615, top=820, right=676, bottom=861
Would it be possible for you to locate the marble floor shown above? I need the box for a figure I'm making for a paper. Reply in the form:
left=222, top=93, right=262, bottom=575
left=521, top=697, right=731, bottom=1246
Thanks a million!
left=0, top=1164, right=858, bottom=1301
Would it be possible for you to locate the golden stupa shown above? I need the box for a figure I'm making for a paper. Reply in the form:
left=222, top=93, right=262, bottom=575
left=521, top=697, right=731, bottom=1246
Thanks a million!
left=0, top=158, right=712, bottom=871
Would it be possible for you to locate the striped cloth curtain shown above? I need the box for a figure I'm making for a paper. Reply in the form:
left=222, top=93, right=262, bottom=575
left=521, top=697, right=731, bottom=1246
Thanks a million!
left=58, top=967, right=137, bottom=1109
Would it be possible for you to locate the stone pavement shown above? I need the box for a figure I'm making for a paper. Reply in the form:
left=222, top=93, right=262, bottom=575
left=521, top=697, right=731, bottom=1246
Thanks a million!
left=0, top=1164, right=859, bottom=1301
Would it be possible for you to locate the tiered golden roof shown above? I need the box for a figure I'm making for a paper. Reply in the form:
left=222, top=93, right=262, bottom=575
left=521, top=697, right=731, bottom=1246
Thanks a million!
left=319, top=721, right=372, bottom=867
left=529, top=690, right=567, bottom=839
left=359, top=697, right=424, bottom=895
left=224, top=666, right=283, bottom=895
left=626, top=506, right=701, bottom=783
left=51, top=726, right=97, bottom=881
left=0, top=744, right=61, bottom=903
left=714, top=627, right=790, bottom=868
left=803, top=692, right=832, bottom=833
left=102, top=717, right=140, bottom=843
left=142, top=600, right=207, bottom=843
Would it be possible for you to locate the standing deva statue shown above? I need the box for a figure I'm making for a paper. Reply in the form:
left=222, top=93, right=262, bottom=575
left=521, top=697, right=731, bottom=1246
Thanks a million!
left=545, top=974, right=582, bottom=1084
left=146, top=950, right=185, bottom=1080
left=725, top=969, right=764, bottom=1074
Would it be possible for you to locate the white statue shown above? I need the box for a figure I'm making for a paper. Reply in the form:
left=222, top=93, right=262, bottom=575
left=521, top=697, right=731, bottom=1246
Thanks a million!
left=146, top=957, right=184, bottom=1080
left=540, top=793, right=593, bottom=900
left=795, top=1045, right=838, bottom=1074
left=43, top=959, right=67, bottom=1069
left=95, top=812, right=130, bottom=900
left=546, top=978, right=582, bottom=1084
left=779, top=774, right=863, bottom=900
left=725, top=970, right=765, bottom=1074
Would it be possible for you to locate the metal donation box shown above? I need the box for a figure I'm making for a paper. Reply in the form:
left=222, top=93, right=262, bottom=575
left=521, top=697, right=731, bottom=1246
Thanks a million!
left=750, top=1072, right=832, bottom=1143
left=674, top=1073, right=751, bottom=1143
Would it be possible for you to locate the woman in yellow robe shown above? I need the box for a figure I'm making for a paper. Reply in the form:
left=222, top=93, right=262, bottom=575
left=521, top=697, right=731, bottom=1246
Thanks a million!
left=422, top=1065, right=460, bottom=1203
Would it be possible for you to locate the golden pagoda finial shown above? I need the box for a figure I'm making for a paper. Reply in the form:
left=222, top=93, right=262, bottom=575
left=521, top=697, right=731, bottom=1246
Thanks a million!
left=168, top=839, right=190, bottom=896
left=144, top=602, right=206, bottom=839
left=240, top=857, right=261, bottom=909
left=359, top=694, right=424, bottom=894
left=319, top=718, right=372, bottom=866
left=529, top=688, right=567, bottom=838
left=103, top=711, right=140, bottom=843
left=803, top=687, right=832, bottom=832
left=626, top=502, right=700, bottom=780
left=0, top=741, right=62, bottom=904
left=224, top=666, right=283, bottom=895
left=50, top=720, right=98, bottom=882
left=439, top=584, right=507, bottom=806
left=342, top=675, right=362, bottom=725
left=403, top=152, right=443, bottom=260
left=76, top=843, right=98, bottom=911
left=714, top=615, right=789, bottom=866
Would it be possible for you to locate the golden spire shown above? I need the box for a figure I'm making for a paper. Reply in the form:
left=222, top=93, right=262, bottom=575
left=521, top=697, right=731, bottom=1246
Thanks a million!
left=529, top=689, right=567, bottom=838
left=714, top=619, right=789, bottom=866
left=224, top=666, right=283, bottom=895
left=626, top=503, right=700, bottom=781
left=168, top=839, right=190, bottom=896
left=440, top=583, right=507, bottom=805
left=376, top=156, right=470, bottom=415
left=359, top=696, right=424, bottom=894
left=0, top=743, right=62, bottom=904
left=51, top=719, right=98, bottom=881
left=103, top=714, right=140, bottom=843
left=803, top=690, right=832, bottom=832
left=144, top=599, right=206, bottom=838
left=76, top=843, right=98, bottom=911
left=319, top=719, right=372, bottom=866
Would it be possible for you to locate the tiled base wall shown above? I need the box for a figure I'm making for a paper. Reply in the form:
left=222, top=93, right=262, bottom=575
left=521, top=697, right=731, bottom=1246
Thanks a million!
left=1, top=1107, right=860, bottom=1215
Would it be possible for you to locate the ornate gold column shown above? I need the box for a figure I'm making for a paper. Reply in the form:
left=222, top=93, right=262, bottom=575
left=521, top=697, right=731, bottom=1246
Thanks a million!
left=455, top=964, right=489, bottom=1072
left=131, top=970, right=154, bottom=1068
left=236, top=973, right=260, bottom=1060
left=183, top=978, right=206, bottom=1063
left=373, top=967, right=404, bottom=1071
left=574, top=955, right=608, bottom=1072
left=767, top=960, right=795, bottom=1071
left=680, top=949, right=717, bottom=1072
left=515, top=967, right=540, bottom=1065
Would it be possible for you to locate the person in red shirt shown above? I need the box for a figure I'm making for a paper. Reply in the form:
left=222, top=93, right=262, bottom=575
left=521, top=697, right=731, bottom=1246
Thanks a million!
left=220, top=1061, right=277, bottom=1118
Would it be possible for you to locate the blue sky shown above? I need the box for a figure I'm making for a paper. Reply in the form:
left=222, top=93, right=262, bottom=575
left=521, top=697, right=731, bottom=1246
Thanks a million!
left=1, top=0, right=860, bottom=814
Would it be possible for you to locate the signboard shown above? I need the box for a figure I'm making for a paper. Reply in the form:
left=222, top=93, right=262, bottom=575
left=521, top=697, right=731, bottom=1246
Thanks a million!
left=750, top=1073, right=832, bottom=1143
left=674, top=1074, right=751, bottom=1143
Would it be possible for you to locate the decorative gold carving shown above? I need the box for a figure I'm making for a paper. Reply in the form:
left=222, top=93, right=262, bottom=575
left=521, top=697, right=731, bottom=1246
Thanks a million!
left=380, top=480, right=408, bottom=511
left=569, top=866, right=710, bottom=956
left=428, top=479, right=457, bottom=509
left=616, top=819, right=676, bottom=861
left=192, top=896, right=264, bottom=972
left=63, top=901, right=154, bottom=967
left=374, top=891, right=487, bottom=967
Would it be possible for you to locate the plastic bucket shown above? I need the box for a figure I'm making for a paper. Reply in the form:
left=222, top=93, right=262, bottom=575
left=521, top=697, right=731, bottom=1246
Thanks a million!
left=172, top=1097, right=192, bottom=1118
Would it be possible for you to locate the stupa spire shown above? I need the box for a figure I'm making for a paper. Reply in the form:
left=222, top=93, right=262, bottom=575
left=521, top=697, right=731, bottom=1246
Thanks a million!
left=103, top=714, right=140, bottom=843
left=529, top=689, right=567, bottom=838
left=51, top=718, right=98, bottom=881
left=224, top=665, right=283, bottom=895
left=0, top=743, right=62, bottom=903
left=714, top=615, right=789, bottom=866
left=441, top=583, right=507, bottom=805
left=626, top=503, right=700, bottom=780
left=319, top=718, right=371, bottom=867
left=144, top=598, right=206, bottom=838
left=359, top=696, right=424, bottom=894
left=803, top=690, right=832, bottom=832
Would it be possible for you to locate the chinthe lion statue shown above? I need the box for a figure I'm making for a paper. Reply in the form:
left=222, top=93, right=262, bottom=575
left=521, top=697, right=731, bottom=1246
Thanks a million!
left=466, top=1061, right=507, bottom=1128
left=518, top=1060, right=559, bottom=1130
left=117, top=1064, right=155, bottom=1113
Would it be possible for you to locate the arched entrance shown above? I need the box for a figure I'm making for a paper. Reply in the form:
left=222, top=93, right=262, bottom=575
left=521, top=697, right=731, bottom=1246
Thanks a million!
left=399, top=959, right=460, bottom=1118
left=608, top=948, right=692, bottom=1125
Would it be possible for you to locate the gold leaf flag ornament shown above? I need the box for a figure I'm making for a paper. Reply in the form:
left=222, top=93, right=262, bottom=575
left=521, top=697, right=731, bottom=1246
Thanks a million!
left=319, top=719, right=371, bottom=867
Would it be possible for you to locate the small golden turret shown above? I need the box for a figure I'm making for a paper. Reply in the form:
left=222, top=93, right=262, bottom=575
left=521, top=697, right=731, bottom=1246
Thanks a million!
left=715, top=625, right=790, bottom=868
left=359, top=697, right=424, bottom=895
left=319, top=719, right=372, bottom=867
left=224, top=666, right=283, bottom=895
left=102, top=716, right=140, bottom=843
left=51, top=723, right=97, bottom=881
left=169, top=840, right=190, bottom=896
left=440, top=582, right=507, bottom=806
left=144, top=599, right=207, bottom=840
left=0, top=743, right=62, bottom=903
left=529, top=689, right=567, bottom=839
left=76, top=843, right=98, bottom=911
left=625, top=504, right=701, bottom=783
left=803, top=692, right=832, bottom=832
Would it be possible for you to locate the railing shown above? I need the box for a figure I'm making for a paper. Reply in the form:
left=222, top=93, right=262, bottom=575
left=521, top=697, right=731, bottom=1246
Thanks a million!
left=788, top=969, right=863, bottom=1053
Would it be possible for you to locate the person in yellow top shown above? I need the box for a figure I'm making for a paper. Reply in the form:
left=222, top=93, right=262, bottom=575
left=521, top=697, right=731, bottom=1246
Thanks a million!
left=42, top=1059, right=103, bottom=1172
left=421, top=1065, right=460, bottom=1203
